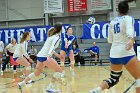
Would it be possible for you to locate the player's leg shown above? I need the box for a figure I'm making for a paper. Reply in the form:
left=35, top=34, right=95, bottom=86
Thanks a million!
left=69, top=50, right=75, bottom=76
left=13, top=65, right=17, bottom=74
left=18, top=60, right=44, bottom=88
left=16, top=57, right=31, bottom=76
left=124, top=56, right=140, bottom=93
left=44, top=58, right=64, bottom=92
left=1, top=56, right=9, bottom=75
left=90, top=64, right=123, bottom=93
left=60, top=50, right=66, bottom=74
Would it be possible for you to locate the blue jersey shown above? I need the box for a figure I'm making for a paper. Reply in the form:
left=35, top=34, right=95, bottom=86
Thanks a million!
left=86, top=46, right=99, bottom=55
left=73, top=48, right=80, bottom=55
left=61, top=33, right=75, bottom=55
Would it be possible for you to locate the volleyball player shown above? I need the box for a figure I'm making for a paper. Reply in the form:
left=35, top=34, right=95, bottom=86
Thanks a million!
left=0, top=40, right=4, bottom=70
left=60, top=27, right=76, bottom=76
left=89, top=0, right=140, bottom=93
left=1, top=38, right=17, bottom=75
left=17, top=23, right=64, bottom=92
left=13, top=32, right=33, bottom=79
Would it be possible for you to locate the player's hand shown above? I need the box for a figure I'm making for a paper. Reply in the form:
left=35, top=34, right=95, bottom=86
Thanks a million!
left=60, top=55, right=65, bottom=59
left=57, top=54, right=61, bottom=59
left=126, top=39, right=134, bottom=51
left=65, top=44, right=68, bottom=48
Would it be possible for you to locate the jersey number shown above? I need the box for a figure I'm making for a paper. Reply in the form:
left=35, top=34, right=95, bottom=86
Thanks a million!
left=114, top=23, right=120, bottom=33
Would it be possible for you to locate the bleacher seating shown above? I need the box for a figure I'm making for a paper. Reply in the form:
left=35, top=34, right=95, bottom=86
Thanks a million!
left=1, top=33, right=140, bottom=70
left=25, top=38, right=111, bottom=66
left=78, top=38, right=110, bottom=65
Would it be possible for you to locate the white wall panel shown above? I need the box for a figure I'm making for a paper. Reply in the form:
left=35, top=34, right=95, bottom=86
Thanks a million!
left=0, top=0, right=6, bottom=21
left=30, top=7, right=44, bottom=18
left=0, top=10, right=6, bottom=21
left=7, top=0, right=43, bottom=20
left=30, top=0, right=43, bottom=8
left=8, top=0, right=30, bottom=9
left=8, top=8, right=30, bottom=20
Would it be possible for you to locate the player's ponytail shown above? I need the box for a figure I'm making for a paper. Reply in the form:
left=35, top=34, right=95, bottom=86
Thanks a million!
left=118, top=0, right=136, bottom=15
left=47, top=27, right=55, bottom=37
left=20, top=32, right=30, bottom=43
left=53, top=23, right=62, bottom=35
left=47, top=23, right=62, bottom=37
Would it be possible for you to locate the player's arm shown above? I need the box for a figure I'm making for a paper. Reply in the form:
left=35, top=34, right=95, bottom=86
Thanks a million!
left=97, top=47, right=99, bottom=55
left=63, top=33, right=68, bottom=43
left=90, top=50, right=97, bottom=55
left=2, top=42, right=4, bottom=51
left=21, top=43, right=32, bottom=63
left=67, top=35, right=75, bottom=46
left=4, top=44, right=10, bottom=55
left=21, top=44, right=28, bottom=58
left=53, top=51, right=61, bottom=59
left=48, top=36, right=60, bottom=57
left=126, top=17, right=134, bottom=50
left=107, top=23, right=113, bottom=43
left=62, top=33, right=68, bottom=48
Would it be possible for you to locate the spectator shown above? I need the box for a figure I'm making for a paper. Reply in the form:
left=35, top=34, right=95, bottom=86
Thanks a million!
left=72, top=37, right=78, bottom=48
left=73, top=44, right=81, bottom=65
left=0, top=40, right=4, bottom=69
left=1, top=38, right=17, bottom=75
left=85, top=42, right=99, bottom=62
left=29, top=45, right=37, bottom=61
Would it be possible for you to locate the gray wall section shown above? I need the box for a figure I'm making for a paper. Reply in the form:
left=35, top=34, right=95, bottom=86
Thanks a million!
left=7, top=0, right=44, bottom=20
left=0, top=0, right=6, bottom=21
left=0, top=0, right=44, bottom=28
left=129, top=0, right=140, bottom=19
left=0, top=0, right=140, bottom=28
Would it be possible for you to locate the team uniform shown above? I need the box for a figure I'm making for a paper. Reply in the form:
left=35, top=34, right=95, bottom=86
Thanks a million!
left=37, top=33, right=62, bottom=92
left=85, top=46, right=100, bottom=57
left=17, top=33, right=63, bottom=92
left=37, top=33, right=60, bottom=62
left=108, top=15, right=135, bottom=65
left=73, top=47, right=81, bottom=65
left=1, top=43, right=17, bottom=74
left=13, top=41, right=28, bottom=61
left=88, top=46, right=99, bottom=55
left=89, top=15, right=136, bottom=93
left=73, top=48, right=80, bottom=55
left=61, top=33, right=75, bottom=55
left=0, top=41, right=4, bottom=53
left=6, top=43, right=17, bottom=56
left=0, top=41, right=4, bottom=74
left=0, top=41, right=4, bottom=59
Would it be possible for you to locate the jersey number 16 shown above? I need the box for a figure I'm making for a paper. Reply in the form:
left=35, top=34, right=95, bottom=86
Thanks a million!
left=114, top=23, right=120, bottom=33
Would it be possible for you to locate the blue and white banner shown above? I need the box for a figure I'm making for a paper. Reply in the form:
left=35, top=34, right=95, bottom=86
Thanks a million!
left=0, top=24, right=70, bottom=44
left=81, top=19, right=140, bottom=39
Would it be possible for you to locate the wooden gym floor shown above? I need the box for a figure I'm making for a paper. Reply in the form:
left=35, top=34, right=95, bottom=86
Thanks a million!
left=0, top=65, right=135, bottom=93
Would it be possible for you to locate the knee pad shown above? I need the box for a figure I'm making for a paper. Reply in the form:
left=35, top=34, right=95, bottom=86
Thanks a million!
left=60, top=62, right=64, bottom=66
left=103, top=70, right=123, bottom=88
left=26, top=66, right=31, bottom=71
left=70, top=61, right=75, bottom=65
left=53, top=72, right=64, bottom=79
left=135, top=79, right=140, bottom=87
